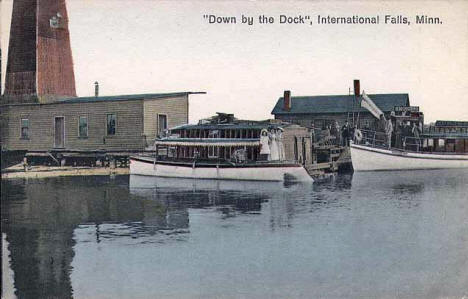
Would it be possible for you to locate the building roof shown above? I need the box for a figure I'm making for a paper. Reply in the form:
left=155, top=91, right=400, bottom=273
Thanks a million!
left=1, top=92, right=206, bottom=107
left=57, top=92, right=205, bottom=104
left=434, top=120, right=468, bottom=127
left=271, top=93, right=410, bottom=115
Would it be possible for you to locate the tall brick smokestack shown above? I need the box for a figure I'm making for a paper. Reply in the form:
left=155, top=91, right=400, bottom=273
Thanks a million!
left=283, top=90, right=291, bottom=111
left=4, top=0, right=76, bottom=103
left=353, top=79, right=360, bottom=97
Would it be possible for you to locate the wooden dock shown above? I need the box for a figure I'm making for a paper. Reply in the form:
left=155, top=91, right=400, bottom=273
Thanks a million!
left=2, top=164, right=128, bottom=179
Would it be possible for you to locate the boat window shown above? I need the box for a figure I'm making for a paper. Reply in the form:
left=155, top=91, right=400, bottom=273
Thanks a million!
left=208, top=130, right=219, bottom=138
left=208, top=146, right=219, bottom=158
left=438, top=139, right=445, bottom=147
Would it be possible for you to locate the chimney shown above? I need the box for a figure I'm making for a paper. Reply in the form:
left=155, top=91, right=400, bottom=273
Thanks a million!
left=283, top=90, right=291, bottom=111
left=353, top=79, right=360, bottom=97
left=94, top=81, right=99, bottom=97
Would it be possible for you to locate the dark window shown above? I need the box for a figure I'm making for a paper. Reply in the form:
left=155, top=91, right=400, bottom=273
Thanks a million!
left=107, top=114, right=116, bottom=135
left=21, top=118, right=29, bottom=139
left=79, top=116, right=88, bottom=137
left=158, top=114, right=167, bottom=136
left=208, top=146, right=218, bottom=158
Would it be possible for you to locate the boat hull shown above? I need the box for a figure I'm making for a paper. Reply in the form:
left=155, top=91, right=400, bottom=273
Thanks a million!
left=350, top=143, right=468, bottom=171
left=129, top=157, right=313, bottom=182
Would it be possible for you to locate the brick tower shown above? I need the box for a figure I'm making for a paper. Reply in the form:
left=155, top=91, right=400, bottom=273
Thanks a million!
left=4, top=0, right=76, bottom=103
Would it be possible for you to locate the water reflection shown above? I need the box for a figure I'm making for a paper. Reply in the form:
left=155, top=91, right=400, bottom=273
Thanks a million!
left=1, top=176, right=308, bottom=298
left=2, top=169, right=467, bottom=299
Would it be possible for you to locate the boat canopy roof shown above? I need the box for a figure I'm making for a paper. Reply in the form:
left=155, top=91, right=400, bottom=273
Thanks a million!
left=171, top=112, right=288, bottom=131
left=171, top=124, right=283, bottom=130
left=154, top=138, right=261, bottom=147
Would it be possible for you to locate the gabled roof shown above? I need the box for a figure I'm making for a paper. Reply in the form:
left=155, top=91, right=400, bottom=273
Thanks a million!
left=57, top=92, right=205, bottom=104
left=271, top=93, right=410, bottom=115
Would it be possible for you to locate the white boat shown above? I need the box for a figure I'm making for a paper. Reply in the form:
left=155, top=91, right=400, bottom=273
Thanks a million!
left=130, top=156, right=312, bottom=182
left=130, top=113, right=313, bottom=182
left=350, top=142, right=468, bottom=171
left=350, top=91, right=468, bottom=171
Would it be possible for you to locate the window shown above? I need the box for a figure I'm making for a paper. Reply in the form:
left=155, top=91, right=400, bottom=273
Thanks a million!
left=438, top=139, right=445, bottom=147
left=20, top=118, right=29, bottom=139
left=107, top=114, right=116, bottom=135
left=208, top=146, right=218, bottom=158
left=158, top=114, right=167, bottom=136
left=79, top=116, right=88, bottom=137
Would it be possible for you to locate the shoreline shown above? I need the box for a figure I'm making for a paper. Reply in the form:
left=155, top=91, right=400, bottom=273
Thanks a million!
left=1, top=164, right=129, bottom=179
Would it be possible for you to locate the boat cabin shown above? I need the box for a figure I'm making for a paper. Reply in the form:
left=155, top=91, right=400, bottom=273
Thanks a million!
left=152, top=113, right=313, bottom=164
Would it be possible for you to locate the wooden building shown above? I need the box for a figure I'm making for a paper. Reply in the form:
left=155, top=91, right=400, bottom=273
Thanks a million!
left=271, top=89, right=410, bottom=131
left=0, top=92, right=201, bottom=152
left=427, top=120, right=468, bottom=135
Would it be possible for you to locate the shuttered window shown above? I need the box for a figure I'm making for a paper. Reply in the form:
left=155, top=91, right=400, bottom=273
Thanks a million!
left=21, top=119, right=29, bottom=139
left=79, top=116, right=88, bottom=137
left=107, top=114, right=116, bottom=135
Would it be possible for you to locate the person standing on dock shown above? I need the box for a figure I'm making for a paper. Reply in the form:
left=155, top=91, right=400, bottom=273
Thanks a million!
left=341, top=121, right=351, bottom=146
left=333, top=121, right=341, bottom=145
left=260, top=129, right=271, bottom=160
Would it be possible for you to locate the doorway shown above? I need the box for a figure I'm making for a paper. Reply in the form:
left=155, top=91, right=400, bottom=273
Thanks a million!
left=54, top=117, right=65, bottom=148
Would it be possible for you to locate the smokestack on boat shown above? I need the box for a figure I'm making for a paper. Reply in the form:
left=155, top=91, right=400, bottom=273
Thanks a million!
left=353, top=79, right=360, bottom=97
left=283, top=90, right=291, bottom=111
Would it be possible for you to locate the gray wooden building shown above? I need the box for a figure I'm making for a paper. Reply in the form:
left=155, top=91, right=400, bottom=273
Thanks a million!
left=271, top=91, right=410, bottom=130
left=0, top=92, right=202, bottom=152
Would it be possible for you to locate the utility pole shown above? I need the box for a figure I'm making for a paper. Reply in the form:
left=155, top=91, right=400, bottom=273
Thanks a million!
left=1, top=41, right=2, bottom=97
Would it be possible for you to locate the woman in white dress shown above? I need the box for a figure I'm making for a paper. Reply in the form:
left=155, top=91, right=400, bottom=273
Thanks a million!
left=269, top=129, right=280, bottom=160
left=259, top=129, right=271, bottom=161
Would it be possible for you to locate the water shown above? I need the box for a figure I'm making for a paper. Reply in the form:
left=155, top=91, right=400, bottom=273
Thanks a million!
left=1, top=170, right=468, bottom=299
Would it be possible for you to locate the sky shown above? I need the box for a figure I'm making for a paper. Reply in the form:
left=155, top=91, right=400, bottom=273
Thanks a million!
left=1, top=0, right=468, bottom=123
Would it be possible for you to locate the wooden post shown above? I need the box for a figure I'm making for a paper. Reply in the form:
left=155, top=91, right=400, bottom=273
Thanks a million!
left=23, top=157, right=28, bottom=171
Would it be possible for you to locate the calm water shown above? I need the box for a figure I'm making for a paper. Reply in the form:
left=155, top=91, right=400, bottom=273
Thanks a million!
left=1, top=170, right=468, bottom=299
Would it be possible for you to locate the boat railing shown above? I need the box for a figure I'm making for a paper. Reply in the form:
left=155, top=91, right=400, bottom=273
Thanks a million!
left=402, top=136, right=423, bottom=152
left=356, top=129, right=389, bottom=149
left=356, top=130, right=428, bottom=153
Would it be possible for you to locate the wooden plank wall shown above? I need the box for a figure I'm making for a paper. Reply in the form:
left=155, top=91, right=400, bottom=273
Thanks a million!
left=282, top=125, right=312, bottom=163
left=143, top=95, right=188, bottom=140
left=2, top=100, right=145, bottom=151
